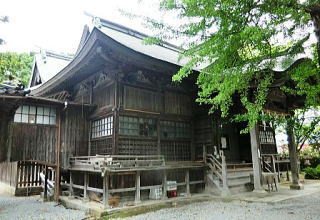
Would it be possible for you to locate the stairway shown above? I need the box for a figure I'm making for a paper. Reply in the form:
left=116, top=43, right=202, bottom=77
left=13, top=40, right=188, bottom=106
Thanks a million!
left=226, top=168, right=253, bottom=194
left=205, top=153, right=253, bottom=195
left=206, top=168, right=253, bottom=195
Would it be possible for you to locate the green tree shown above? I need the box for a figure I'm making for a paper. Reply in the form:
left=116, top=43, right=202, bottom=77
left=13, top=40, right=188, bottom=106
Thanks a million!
left=142, top=0, right=320, bottom=128
left=278, top=108, right=320, bottom=153
left=0, top=52, right=34, bottom=87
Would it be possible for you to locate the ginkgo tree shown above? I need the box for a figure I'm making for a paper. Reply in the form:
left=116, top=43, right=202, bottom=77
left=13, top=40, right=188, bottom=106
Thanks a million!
left=143, top=0, right=320, bottom=128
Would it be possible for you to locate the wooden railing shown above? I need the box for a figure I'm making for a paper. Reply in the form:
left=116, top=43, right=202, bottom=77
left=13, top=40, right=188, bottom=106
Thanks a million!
left=261, top=154, right=276, bottom=173
left=69, top=155, right=166, bottom=172
left=0, top=161, right=56, bottom=196
left=206, top=152, right=229, bottom=195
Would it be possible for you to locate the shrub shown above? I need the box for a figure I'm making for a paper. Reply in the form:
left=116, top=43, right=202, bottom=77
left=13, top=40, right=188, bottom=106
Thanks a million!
left=304, top=164, right=320, bottom=179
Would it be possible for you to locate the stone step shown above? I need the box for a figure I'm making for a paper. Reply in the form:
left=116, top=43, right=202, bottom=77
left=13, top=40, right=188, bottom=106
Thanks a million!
left=227, top=173, right=252, bottom=179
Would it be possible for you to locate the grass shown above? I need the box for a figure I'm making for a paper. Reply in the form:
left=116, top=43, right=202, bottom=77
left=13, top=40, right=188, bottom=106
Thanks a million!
left=103, top=196, right=216, bottom=219
left=104, top=203, right=172, bottom=219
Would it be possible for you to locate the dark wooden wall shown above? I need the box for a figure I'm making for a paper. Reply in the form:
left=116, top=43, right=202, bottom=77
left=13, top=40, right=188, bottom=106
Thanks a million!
left=8, top=123, right=56, bottom=164
left=0, top=111, right=11, bottom=162
left=60, top=107, right=90, bottom=168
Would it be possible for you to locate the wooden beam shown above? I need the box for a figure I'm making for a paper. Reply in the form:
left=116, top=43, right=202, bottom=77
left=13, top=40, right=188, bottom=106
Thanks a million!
left=69, top=171, right=74, bottom=196
left=185, top=169, right=190, bottom=197
left=44, top=166, right=48, bottom=201
left=84, top=172, right=88, bottom=199
left=54, top=112, right=61, bottom=201
left=135, top=171, right=141, bottom=203
left=162, top=170, right=167, bottom=199
left=250, top=125, right=264, bottom=192
left=103, top=174, right=109, bottom=209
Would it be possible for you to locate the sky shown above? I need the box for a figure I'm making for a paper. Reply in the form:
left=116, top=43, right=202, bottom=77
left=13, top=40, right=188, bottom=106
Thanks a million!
left=0, top=0, right=161, bottom=54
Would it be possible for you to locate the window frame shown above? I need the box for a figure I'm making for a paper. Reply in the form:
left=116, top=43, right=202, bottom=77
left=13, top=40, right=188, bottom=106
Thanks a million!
left=14, top=105, right=57, bottom=125
left=91, top=115, right=114, bottom=139
left=119, top=115, right=157, bottom=137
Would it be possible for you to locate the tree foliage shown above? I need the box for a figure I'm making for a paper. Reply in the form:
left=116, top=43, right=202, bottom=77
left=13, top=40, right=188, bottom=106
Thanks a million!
left=0, top=52, right=34, bottom=87
left=279, top=108, right=320, bottom=152
left=143, top=0, right=320, bottom=129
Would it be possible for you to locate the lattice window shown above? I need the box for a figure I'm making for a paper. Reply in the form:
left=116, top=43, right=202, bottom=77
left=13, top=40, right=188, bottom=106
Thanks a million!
left=91, top=116, right=113, bottom=139
left=90, top=138, right=113, bottom=155
left=160, top=120, right=191, bottom=139
left=161, top=140, right=191, bottom=161
left=14, top=105, right=56, bottom=125
left=259, top=131, right=275, bottom=144
left=118, top=138, right=158, bottom=155
left=119, top=116, right=157, bottom=137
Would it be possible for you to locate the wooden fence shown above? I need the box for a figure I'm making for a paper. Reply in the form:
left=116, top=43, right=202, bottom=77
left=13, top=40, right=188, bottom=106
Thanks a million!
left=0, top=161, right=55, bottom=196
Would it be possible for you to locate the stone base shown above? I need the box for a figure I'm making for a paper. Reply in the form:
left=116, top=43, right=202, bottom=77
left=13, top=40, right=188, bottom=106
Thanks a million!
left=290, top=183, right=304, bottom=190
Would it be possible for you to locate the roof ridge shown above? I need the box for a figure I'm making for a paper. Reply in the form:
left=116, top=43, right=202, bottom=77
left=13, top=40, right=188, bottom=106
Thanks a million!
left=90, top=15, right=182, bottom=53
left=39, top=49, right=73, bottom=61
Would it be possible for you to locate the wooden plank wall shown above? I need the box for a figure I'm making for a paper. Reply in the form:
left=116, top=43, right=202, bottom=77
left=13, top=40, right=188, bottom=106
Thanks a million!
left=194, top=116, right=214, bottom=160
left=0, top=161, right=18, bottom=187
left=8, top=123, right=56, bottom=164
left=164, top=91, right=192, bottom=116
left=0, top=111, right=10, bottom=162
left=60, top=107, right=89, bottom=168
left=93, top=83, right=115, bottom=109
left=123, top=86, right=162, bottom=113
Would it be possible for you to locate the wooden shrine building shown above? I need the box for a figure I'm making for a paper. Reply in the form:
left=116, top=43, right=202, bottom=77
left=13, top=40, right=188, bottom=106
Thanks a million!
left=0, top=16, right=306, bottom=207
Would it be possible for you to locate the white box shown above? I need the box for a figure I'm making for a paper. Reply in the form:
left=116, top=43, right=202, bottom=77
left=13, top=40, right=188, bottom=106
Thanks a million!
left=149, top=187, right=162, bottom=200
left=167, top=181, right=177, bottom=191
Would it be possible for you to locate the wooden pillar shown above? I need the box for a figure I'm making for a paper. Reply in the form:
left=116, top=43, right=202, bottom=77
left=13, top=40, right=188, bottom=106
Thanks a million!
left=250, top=125, right=264, bottom=192
left=157, top=118, right=161, bottom=155
left=162, top=169, right=167, bottom=199
left=103, top=174, right=109, bottom=209
left=185, top=169, right=190, bottom=197
left=44, top=166, right=48, bottom=201
left=203, top=145, right=206, bottom=162
left=69, top=171, right=74, bottom=196
left=135, top=171, right=141, bottom=203
left=221, top=153, right=230, bottom=196
left=54, top=112, right=61, bottom=201
left=286, top=120, right=303, bottom=190
left=84, top=172, right=88, bottom=200
left=190, top=120, right=195, bottom=161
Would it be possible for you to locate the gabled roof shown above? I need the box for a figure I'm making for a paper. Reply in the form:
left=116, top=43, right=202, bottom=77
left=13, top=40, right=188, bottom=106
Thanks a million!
left=30, top=15, right=314, bottom=97
left=28, top=49, right=73, bottom=88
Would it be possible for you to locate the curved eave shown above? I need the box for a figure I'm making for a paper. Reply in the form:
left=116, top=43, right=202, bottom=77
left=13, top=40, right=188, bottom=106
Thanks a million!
left=30, top=27, right=188, bottom=96
left=30, top=29, right=101, bottom=96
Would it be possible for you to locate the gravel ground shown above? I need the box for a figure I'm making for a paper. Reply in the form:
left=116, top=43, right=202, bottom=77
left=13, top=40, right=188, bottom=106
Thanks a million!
left=0, top=193, right=87, bottom=220
left=125, top=192, right=320, bottom=220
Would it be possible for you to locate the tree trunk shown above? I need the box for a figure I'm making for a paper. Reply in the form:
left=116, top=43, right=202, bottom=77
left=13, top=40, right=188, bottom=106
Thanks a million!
left=286, top=118, right=303, bottom=190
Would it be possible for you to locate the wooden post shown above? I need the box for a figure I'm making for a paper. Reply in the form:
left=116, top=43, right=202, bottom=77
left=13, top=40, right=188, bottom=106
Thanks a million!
left=84, top=172, right=88, bottom=200
left=221, top=153, right=230, bottom=196
left=185, top=169, right=190, bottom=197
left=44, top=166, right=48, bottom=201
left=69, top=171, right=74, bottom=196
left=203, top=145, right=206, bottom=163
left=286, top=120, right=303, bottom=190
left=54, top=112, right=62, bottom=201
left=103, top=173, right=109, bottom=209
left=250, top=125, right=264, bottom=192
left=162, top=169, right=167, bottom=199
left=135, top=171, right=141, bottom=203
left=271, top=155, right=276, bottom=173
left=157, top=118, right=161, bottom=155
